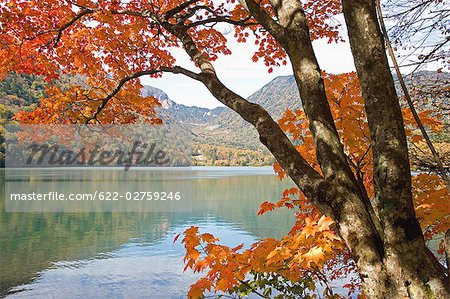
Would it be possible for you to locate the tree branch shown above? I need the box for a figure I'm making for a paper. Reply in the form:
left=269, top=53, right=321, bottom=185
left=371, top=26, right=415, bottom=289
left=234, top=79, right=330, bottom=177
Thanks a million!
left=187, top=16, right=258, bottom=28
left=163, top=0, right=201, bottom=20
left=240, top=0, right=287, bottom=42
left=85, top=66, right=199, bottom=123
left=150, top=18, right=337, bottom=213
left=53, top=8, right=94, bottom=47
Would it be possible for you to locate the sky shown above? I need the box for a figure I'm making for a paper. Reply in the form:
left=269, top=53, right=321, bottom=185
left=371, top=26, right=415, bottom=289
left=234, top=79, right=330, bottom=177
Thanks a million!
left=139, top=16, right=445, bottom=109
left=141, top=32, right=357, bottom=109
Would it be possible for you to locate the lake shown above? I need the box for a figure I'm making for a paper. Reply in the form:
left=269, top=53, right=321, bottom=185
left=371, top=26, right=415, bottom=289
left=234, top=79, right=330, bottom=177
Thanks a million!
left=1, top=167, right=305, bottom=298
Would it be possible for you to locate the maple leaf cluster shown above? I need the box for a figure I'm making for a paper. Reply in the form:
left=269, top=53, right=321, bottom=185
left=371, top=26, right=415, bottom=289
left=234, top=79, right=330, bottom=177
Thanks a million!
left=180, top=214, right=345, bottom=298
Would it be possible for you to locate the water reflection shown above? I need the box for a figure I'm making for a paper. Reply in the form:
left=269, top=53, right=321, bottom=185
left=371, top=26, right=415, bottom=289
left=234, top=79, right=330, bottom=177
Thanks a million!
left=1, top=167, right=296, bottom=298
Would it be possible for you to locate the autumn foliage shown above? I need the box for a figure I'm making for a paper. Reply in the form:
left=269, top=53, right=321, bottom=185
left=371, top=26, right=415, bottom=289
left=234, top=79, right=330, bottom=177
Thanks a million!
left=0, top=0, right=340, bottom=124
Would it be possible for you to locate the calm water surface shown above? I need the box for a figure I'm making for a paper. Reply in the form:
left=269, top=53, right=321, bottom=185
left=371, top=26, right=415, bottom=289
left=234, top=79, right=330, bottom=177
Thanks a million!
left=1, top=167, right=302, bottom=298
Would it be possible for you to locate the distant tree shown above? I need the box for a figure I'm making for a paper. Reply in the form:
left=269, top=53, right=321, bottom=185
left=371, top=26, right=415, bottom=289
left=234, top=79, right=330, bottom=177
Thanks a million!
left=0, top=72, right=46, bottom=104
left=1, top=1, right=449, bottom=298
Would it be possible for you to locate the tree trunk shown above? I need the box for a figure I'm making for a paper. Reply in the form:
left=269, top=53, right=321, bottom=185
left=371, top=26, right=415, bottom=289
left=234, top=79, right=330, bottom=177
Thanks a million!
left=341, top=0, right=449, bottom=297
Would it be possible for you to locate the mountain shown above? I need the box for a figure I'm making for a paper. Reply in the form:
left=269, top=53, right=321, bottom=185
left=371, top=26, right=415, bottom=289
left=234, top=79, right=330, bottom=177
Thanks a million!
left=143, top=76, right=303, bottom=165
left=142, top=86, right=226, bottom=125
left=150, top=70, right=449, bottom=165
left=203, top=75, right=302, bottom=150
left=151, top=75, right=302, bottom=158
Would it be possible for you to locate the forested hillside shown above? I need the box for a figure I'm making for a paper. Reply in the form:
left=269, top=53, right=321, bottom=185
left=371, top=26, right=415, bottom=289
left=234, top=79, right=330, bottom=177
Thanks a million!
left=1, top=71, right=449, bottom=167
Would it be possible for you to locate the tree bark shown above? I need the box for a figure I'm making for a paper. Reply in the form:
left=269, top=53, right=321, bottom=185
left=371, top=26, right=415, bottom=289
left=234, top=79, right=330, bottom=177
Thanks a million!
left=342, top=0, right=449, bottom=297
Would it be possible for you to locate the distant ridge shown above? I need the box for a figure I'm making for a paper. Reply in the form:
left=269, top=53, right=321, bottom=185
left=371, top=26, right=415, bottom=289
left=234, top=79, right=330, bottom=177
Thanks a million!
left=147, top=70, right=449, bottom=165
